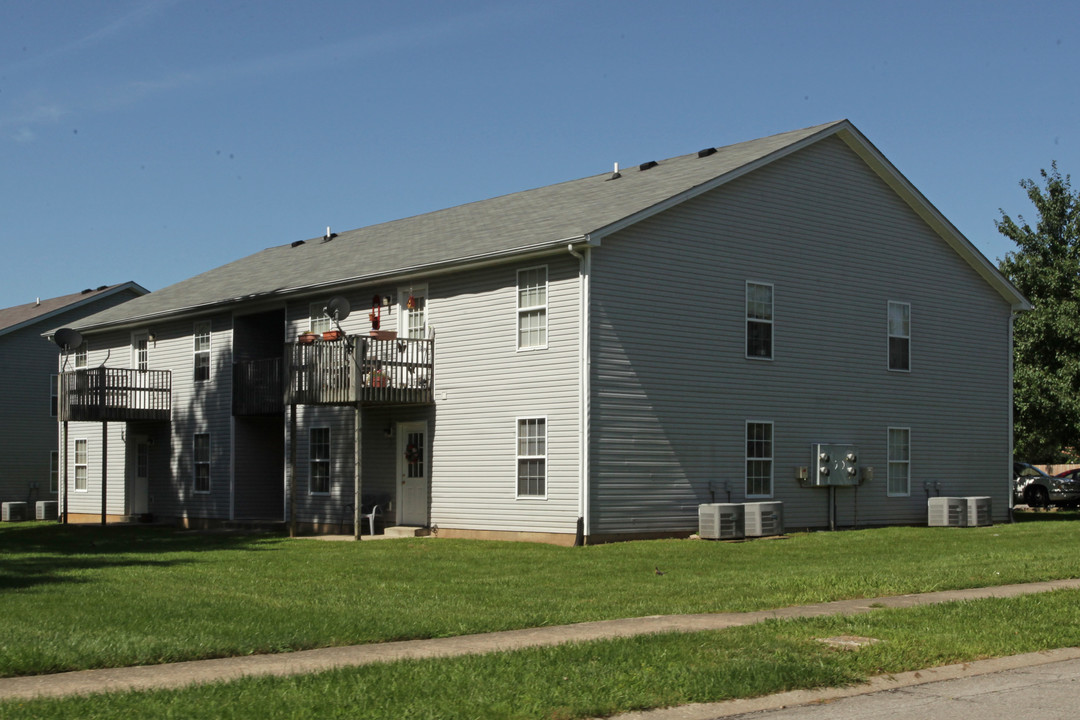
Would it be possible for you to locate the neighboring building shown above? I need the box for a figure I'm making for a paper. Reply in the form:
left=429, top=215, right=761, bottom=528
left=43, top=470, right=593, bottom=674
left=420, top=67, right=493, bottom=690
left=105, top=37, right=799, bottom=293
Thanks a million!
left=54, top=121, right=1029, bottom=542
left=0, top=283, right=148, bottom=510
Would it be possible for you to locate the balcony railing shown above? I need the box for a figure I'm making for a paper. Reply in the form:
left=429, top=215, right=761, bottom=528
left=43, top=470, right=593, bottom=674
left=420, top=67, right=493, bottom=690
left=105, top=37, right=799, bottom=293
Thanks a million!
left=233, top=357, right=284, bottom=416
left=285, top=336, right=434, bottom=406
left=59, top=367, right=171, bottom=422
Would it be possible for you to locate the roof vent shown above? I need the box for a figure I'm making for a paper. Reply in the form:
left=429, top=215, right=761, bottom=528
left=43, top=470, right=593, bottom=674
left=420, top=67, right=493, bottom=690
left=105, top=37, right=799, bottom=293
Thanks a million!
left=322, top=226, right=337, bottom=242
left=639, top=160, right=658, bottom=171
left=81, top=288, right=92, bottom=294
left=291, top=240, right=306, bottom=248
left=96, top=285, right=108, bottom=291
left=697, top=147, right=717, bottom=158
left=606, top=162, right=621, bottom=181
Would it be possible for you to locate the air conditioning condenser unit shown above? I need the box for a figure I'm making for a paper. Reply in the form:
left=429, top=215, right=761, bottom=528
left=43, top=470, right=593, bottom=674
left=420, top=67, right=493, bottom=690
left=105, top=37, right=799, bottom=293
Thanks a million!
left=698, top=503, right=745, bottom=540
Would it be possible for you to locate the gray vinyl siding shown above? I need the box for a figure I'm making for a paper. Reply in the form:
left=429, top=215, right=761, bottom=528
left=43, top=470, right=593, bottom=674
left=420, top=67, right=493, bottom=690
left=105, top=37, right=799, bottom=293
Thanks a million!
left=0, top=289, right=142, bottom=507
left=281, top=263, right=582, bottom=535
left=588, top=136, right=1014, bottom=535
left=59, top=314, right=236, bottom=520
left=430, top=257, right=581, bottom=535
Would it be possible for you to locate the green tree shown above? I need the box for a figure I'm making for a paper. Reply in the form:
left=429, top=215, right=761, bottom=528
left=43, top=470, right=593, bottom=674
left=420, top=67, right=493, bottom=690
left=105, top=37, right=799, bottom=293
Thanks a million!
left=997, top=163, right=1080, bottom=461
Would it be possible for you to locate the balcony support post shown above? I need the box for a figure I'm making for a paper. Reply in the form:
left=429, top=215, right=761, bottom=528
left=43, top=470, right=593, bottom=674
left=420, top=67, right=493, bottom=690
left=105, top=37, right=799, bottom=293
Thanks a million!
left=101, top=422, right=108, bottom=525
left=354, top=404, right=362, bottom=541
left=289, top=404, right=297, bottom=538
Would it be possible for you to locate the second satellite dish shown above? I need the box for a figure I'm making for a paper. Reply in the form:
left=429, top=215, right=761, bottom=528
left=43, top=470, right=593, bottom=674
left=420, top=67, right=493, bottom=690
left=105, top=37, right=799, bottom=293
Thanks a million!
left=54, top=328, right=84, bottom=352
left=325, top=296, right=351, bottom=322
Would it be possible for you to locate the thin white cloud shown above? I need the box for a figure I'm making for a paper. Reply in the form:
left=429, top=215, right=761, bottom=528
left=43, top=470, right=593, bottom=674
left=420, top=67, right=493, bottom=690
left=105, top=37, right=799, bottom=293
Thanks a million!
left=0, top=4, right=543, bottom=141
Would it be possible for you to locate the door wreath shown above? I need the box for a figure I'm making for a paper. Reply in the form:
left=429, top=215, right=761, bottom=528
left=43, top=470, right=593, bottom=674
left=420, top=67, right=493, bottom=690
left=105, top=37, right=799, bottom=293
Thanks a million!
left=405, top=442, right=421, bottom=463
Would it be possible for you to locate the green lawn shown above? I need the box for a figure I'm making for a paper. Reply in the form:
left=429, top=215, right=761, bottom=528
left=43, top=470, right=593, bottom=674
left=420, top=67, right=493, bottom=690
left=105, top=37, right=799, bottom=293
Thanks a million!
left=4, top=589, right=1080, bottom=719
left=1, top=513, right=1077, bottom=679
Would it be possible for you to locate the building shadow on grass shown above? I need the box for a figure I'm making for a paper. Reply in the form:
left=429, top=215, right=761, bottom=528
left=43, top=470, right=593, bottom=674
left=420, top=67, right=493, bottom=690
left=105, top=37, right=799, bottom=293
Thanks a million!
left=0, top=522, right=284, bottom=592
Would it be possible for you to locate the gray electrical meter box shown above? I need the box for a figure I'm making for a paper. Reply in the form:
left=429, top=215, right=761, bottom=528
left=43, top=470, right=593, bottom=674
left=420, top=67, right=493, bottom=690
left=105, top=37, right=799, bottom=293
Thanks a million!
left=810, top=443, right=860, bottom=486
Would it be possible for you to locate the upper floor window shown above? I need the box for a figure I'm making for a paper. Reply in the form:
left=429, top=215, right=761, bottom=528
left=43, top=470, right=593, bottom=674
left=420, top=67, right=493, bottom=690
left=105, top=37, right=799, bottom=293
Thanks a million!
left=887, top=427, right=911, bottom=496
left=50, top=375, right=58, bottom=417
left=132, top=331, right=149, bottom=372
left=309, top=303, right=331, bottom=334
left=516, top=417, right=547, bottom=498
left=74, top=343, right=87, bottom=369
left=746, top=421, right=773, bottom=498
left=746, top=282, right=773, bottom=360
left=310, top=427, right=331, bottom=494
left=194, top=433, right=211, bottom=493
left=888, top=302, right=910, bottom=371
left=193, top=321, right=211, bottom=382
left=402, top=290, right=427, bottom=340
left=517, top=266, right=548, bottom=350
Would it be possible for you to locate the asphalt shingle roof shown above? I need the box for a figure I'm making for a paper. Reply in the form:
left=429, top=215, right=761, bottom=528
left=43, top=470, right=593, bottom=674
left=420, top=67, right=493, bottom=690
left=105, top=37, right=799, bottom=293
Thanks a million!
left=0, top=284, right=144, bottom=337
left=67, top=121, right=869, bottom=330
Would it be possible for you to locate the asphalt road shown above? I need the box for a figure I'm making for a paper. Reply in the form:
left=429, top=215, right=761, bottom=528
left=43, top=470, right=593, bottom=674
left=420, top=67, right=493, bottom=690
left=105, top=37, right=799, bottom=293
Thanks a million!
left=610, top=648, right=1080, bottom=720
left=723, top=655, right=1080, bottom=720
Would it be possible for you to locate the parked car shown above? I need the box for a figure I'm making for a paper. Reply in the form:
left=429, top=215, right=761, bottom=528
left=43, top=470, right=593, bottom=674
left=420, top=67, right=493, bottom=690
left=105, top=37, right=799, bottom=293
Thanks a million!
left=1014, top=462, right=1080, bottom=507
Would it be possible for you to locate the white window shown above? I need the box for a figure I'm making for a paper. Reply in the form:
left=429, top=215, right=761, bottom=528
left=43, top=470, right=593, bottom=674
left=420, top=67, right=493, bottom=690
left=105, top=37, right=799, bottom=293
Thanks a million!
left=132, top=332, right=149, bottom=371
left=888, top=302, right=910, bottom=371
left=310, top=427, right=331, bottom=494
left=746, top=421, right=773, bottom=497
left=194, top=433, right=211, bottom=493
left=888, top=427, right=911, bottom=496
left=746, top=282, right=773, bottom=360
left=75, top=343, right=87, bottom=369
left=402, top=290, right=427, bottom=340
left=50, top=374, right=58, bottom=417
left=50, top=451, right=59, bottom=494
left=193, top=321, right=211, bottom=382
left=516, top=418, right=547, bottom=497
left=517, top=267, right=548, bottom=350
left=74, top=439, right=88, bottom=491
left=309, top=303, right=331, bottom=334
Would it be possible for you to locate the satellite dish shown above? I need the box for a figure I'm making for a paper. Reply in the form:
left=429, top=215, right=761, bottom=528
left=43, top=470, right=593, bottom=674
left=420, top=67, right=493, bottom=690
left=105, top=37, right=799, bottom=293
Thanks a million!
left=54, top=328, right=83, bottom=352
left=325, top=296, right=351, bottom=322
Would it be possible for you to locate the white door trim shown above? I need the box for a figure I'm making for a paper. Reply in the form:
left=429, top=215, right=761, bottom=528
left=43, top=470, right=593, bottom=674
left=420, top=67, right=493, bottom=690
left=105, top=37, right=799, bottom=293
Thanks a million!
left=396, top=421, right=429, bottom=526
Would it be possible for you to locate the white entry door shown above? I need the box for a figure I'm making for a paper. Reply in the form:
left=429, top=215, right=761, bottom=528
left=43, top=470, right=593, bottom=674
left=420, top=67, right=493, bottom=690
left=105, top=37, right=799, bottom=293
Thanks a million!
left=129, top=437, right=150, bottom=515
left=397, top=422, right=429, bottom=526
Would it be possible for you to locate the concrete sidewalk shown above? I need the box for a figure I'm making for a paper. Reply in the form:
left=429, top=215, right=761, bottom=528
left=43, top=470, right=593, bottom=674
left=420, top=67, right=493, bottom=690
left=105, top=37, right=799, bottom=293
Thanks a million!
left=2, top=578, right=1079, bottom=702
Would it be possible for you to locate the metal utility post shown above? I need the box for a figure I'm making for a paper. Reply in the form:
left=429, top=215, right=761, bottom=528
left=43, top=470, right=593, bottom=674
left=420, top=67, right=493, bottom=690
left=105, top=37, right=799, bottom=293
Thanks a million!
left=101, top=422, right=108, bottom=525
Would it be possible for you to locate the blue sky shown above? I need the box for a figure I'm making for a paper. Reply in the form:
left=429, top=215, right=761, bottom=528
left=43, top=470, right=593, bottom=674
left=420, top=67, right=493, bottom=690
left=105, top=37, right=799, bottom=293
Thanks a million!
left=1, top=0, right=1076, bottom=309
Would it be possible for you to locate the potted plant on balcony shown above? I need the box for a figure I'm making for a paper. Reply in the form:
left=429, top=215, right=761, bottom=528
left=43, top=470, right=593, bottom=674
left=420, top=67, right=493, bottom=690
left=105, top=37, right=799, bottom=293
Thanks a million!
left=297, top=329, right=318, bottom=344
left=322, top=329, right=343, bottom=341
left=367, top=368, right=390, bottom=388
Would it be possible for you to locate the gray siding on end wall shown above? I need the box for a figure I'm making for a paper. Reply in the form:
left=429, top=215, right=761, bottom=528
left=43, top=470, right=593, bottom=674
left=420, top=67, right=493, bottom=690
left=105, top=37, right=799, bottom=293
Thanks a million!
left=588, top=136, right=1014, bottom=535
left=1, top=288, right=143, bottom=507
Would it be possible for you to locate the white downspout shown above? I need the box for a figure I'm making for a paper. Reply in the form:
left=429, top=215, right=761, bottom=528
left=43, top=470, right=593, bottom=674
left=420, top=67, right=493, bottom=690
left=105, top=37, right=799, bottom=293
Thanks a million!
left=567, top=243, right=591, bottom=543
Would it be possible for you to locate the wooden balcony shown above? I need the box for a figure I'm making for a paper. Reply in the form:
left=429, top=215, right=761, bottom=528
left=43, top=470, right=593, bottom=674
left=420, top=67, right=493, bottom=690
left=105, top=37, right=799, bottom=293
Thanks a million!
left=233, top=357, right=284, bottom=416
left=285, top=336, right=434, bottom=407
left=59, top=368, right=171, bottom=423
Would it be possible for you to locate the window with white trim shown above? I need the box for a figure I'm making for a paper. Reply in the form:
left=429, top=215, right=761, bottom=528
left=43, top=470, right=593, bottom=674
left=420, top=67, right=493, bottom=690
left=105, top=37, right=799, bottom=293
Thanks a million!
left=888, top=427, right=911, bottom=496
left=74, top=439, right=88, bottom=491
left=745, top=421, right=773, bottom=497
left=746, top=282, right=773, bottom=359
left=50, top=451, right=59, bottom=494
left=310, top=427, right=331, bottom=494
left=50, top=374, right=58, bottom=417
left=193, top=321, right=211, bottom=382
left=75, top=343, right=87, bottom=369
left=516, top=418, right=547, bottom=497
left=888, top=302, right=910, bottom=371
left=517, top=267, right=548, bottom=350
left=403, top=292, right=427, bottom=339
left=194, top=433, right=211, bottom=493
left=309, top=303, right=331, bottom=334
